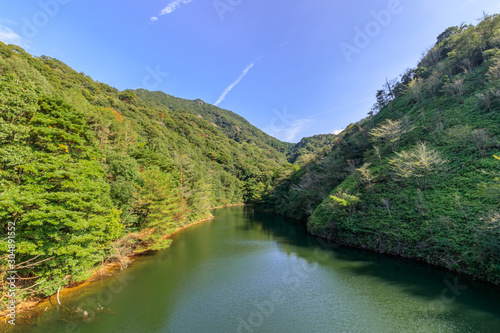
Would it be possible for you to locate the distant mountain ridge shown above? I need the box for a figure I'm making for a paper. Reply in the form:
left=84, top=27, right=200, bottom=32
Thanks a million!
left=134, top=89, right=294, bottom=156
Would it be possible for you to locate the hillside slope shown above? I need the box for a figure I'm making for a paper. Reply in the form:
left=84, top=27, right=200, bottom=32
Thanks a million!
left=260, top=15, right=500, bottom=284
left=134, top=89, right=294, bottom=158
left=0, top=42, right=291, bottom=305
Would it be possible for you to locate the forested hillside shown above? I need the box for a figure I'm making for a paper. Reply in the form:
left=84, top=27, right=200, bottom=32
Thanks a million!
left=1, top=14, right=500, bottom=312
left=134, top=89, right=294, bottom=157
left=0, top=42, right=291, bottom=306
left=259, top=15, right=500, bottom=284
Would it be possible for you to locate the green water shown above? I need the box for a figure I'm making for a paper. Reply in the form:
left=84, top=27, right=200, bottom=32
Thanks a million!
left=7, top=207, right=500, bottom=333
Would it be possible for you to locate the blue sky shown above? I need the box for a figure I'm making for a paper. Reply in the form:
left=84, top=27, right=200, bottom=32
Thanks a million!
left=1, top=0, right=499, bottom=142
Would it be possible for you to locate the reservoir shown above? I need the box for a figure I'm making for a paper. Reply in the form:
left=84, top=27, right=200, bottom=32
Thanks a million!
left=10, top=206, right=500, bottom=332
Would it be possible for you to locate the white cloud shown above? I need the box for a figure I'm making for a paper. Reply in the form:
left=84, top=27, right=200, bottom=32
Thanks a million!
left=0, top=25, right=28, bottom=47
left=264, top=118, right=311, bottom=142
left=160, top=0, right=193, bottom=16
left=263, top=107, right=311, bottom=142
left=151, top=0, right=193, bottom=23
left=214, top=63, right=254, bottom=106
left=280, top=118, right=310, bottom=142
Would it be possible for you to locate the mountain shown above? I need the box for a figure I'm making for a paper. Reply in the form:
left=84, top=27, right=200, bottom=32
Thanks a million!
left=287, top=134, right=338, bottom=164
left=133, top=89, right=294, bottom=158
left=259, top=15, right=500, bottom=284
left=1, top=13, right=499, bottom=309
left=0, top=41, right=292, bottom=301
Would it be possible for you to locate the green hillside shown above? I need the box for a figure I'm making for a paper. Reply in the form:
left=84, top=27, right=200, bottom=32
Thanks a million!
left=134, top=89, right=294, bottom=157
left=259, top=15, right=500, bottom=284
left=0, top=41, right=291, bottom=303
left=1, top=14, right=499, bottom=311
left=288, top=134, right=338, bottom=164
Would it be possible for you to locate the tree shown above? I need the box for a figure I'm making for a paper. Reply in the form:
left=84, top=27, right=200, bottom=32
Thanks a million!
left=356, top=163, right=374, bottom=189
left=425, top=71, right=443, bottom=97
left=373, top=89, right=389, bottom=113
left=445, top=125, right=494, bottom=156
left=118, top=89, right=137, bottom=103
left=407, top=78, right=425, bottom=102
left=436, top=26, right=460, bottom=45
left=0, top=93, right=122, bottom=297
left=369, top=119, right=409, bottom=152
left=389, top=142, right=447, bottom=189
left=446, top=25, right=482, bottom=71
left=420, top=46, right=442, bottom=67
left=486, top=58, right=500, bottom=83
left=442, top=77, right=466, bottom=102
left=133, top=166, right=183, bottom=251
left=400, top=67, right=427, bottom=87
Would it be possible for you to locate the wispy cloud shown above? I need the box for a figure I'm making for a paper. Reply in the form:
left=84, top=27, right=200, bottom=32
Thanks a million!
left=264, top=117, right=311, bottom=142
left=281, top=118, right=310, bottom=142
left=151, top=0, right=193, bottom=22
left=0, top=24, right=30, bottom=48
left=214, top=63, right=254, bottom=106
left=263, top=107, right=311, bottom=142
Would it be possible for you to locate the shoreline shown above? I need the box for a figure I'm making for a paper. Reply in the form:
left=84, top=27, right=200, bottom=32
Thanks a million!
left=309, top=230, right=500, bottom=288
left=0, top=204, right=245, bottom=322
left=256, top=207, right=500, bottom=287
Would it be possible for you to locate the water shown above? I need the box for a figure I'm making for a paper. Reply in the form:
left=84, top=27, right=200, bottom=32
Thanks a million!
left=6, top=206, right=500, bottom=333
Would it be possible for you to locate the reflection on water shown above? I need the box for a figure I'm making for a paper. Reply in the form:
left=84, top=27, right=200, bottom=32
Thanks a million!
left=5, top=206, right=500, bottom=333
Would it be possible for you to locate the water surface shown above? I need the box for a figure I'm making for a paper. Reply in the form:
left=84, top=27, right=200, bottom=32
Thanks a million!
left=8, top=206, right=500, bottom=332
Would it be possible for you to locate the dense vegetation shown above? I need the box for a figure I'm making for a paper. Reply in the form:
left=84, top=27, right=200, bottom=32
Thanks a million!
left=259, top=15, right=500, bottom=284
left=0, top=42, right=292, bottom=306
left=1, top=14, right=499, bottom=311
left=133, top=89, right=294, bottom=157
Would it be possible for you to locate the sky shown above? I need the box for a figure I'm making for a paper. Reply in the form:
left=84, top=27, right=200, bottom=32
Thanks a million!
left=1, top=0, right=499, bottom=142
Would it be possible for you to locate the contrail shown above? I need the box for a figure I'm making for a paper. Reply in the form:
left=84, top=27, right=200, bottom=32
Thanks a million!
left=215, top=63, right=254, bottom=106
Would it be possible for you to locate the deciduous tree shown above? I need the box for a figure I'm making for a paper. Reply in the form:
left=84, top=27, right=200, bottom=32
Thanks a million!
left=389, top=142, right=447, bottom=189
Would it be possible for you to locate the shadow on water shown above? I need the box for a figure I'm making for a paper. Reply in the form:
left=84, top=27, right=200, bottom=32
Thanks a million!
left=237, top=208, right=500, bottom=323
left=5, top=206, right=499, bottom=333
